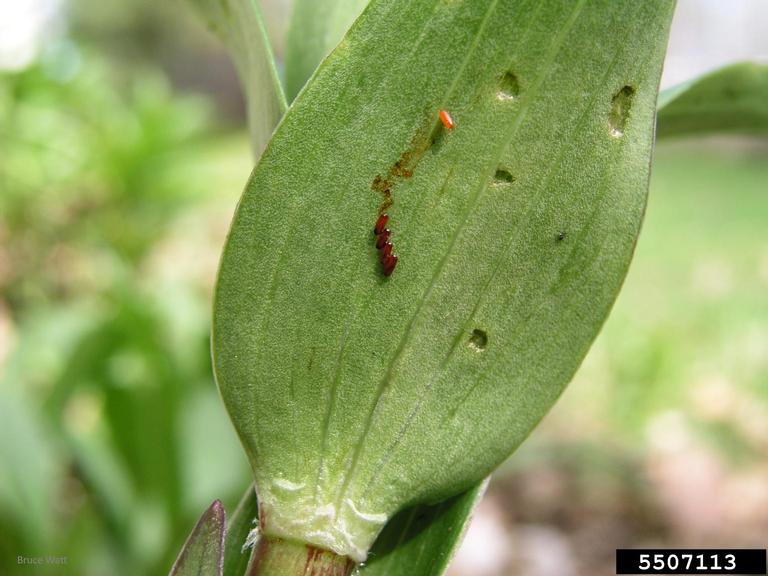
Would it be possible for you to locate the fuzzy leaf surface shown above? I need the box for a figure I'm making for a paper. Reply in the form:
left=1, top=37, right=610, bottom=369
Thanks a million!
left=214, top=0, right=675, bottom=561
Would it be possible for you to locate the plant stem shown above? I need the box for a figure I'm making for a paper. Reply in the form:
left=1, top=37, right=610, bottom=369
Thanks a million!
left=247, top=536, right=355, bottom=576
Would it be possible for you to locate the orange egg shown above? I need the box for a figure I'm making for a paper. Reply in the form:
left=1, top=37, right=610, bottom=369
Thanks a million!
left=439, top=109, right=455, bottom=130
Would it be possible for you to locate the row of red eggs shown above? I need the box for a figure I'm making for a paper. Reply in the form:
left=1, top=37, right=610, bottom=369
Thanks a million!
left=373, top=109, right=455, bottom=277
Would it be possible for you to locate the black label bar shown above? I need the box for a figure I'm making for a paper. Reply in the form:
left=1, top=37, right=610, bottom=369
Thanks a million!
left=616, top=549, right=767, bottom=574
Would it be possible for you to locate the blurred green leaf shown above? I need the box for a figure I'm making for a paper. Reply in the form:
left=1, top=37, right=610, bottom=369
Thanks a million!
left=0, top=386, right=59, bottom=555
left=657, top=61, right=768, bottom=138
left=214, top=0, right=675, bottom=562
left=170, top=500, right=226, bottom=576
left=187, top=0, right=287, bottom=156
left=284, top=0, right=369, bottom=102
left=180, top=389, right=252, bottom=516
left=361, top=481, right=487, bottom=576
left=47, top=295, right=184, bottom=514
left=223, top=485, right=258, bottom=576
left=0, top=37, right=246, bottom=576
left=0, top=305, right=96, bottom=561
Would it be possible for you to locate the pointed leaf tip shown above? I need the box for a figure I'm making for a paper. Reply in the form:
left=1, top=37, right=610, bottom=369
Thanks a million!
left=170, top=500, right=227, bottom=576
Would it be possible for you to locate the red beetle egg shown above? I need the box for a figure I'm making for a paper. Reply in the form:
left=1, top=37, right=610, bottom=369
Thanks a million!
left=374, top=213, right=389, bottom=235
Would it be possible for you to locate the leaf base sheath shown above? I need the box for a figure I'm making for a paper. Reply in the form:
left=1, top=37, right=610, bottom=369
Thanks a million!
left=248, top=536, right=355, bottom=576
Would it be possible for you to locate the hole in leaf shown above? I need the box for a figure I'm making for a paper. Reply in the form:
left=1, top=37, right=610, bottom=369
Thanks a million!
left=497, top=71, right=520, bottom=101
left=468, top=329, right=488, bottom=352
left=492, top=169, right=514, bottom=185
left=609, top=85, right=635, bottom=137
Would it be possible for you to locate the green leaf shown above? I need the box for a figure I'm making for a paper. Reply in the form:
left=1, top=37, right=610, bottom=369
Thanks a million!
left=169, top=500, right=226, bottom=576
left=657, top=61, right=768, bottom=138
left=214, top=0, right=675, bottom=563
left=187, top=0, right=287, bottom=156
left=360, top=480, right=487, bottom=576
left=0, top=385, right=59, bottom=550
left=284, top=0, right=369, bottom=102
left=223, top=485, right=258, bottom=576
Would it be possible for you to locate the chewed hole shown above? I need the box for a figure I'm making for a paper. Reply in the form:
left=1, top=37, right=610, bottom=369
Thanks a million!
left=609, top=85, right=635, bottom=138
left=493, top=169, right=514, bottom=185
left=497, top=71, right=520, bottom=101
left=468, top=329, right=488, bottom=352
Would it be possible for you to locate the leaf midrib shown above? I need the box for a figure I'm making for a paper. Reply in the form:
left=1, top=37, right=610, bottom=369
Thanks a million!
left=333, top=0, right=590, bottom=513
